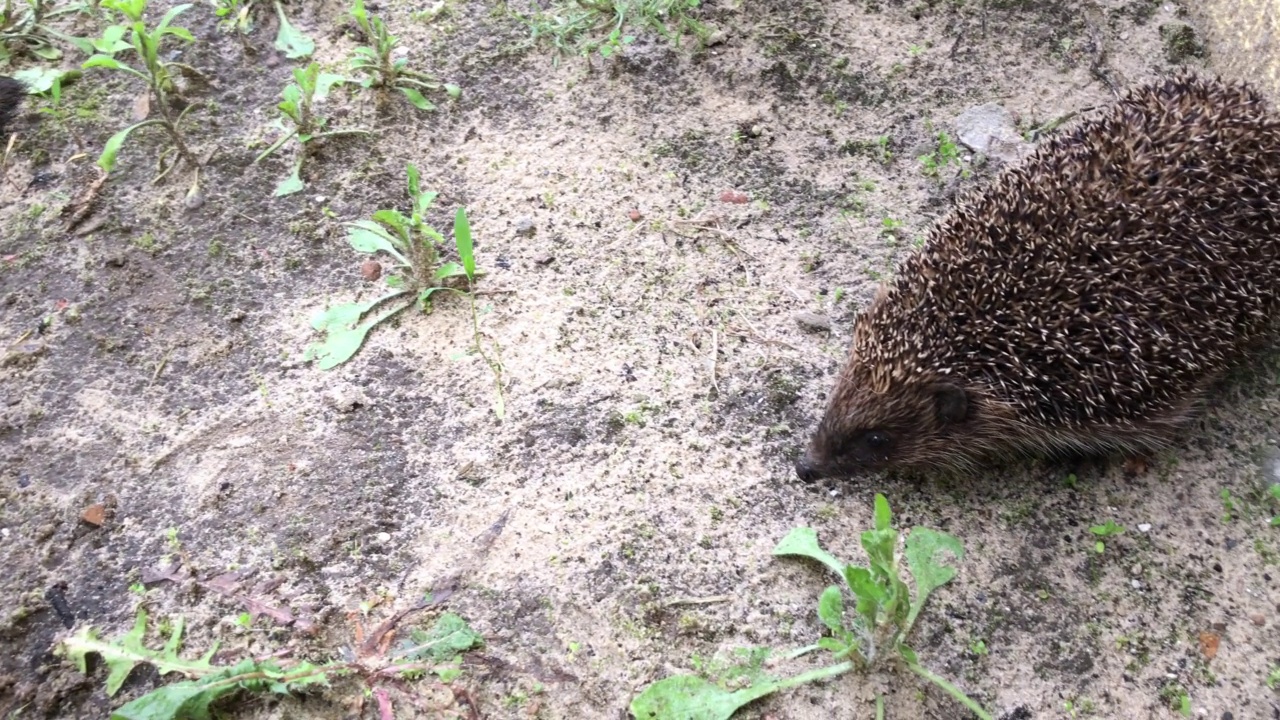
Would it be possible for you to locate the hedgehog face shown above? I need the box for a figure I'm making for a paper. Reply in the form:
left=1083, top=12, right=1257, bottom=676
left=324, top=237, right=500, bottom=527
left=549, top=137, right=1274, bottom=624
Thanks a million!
left=795, top=377, right=973, bottom=481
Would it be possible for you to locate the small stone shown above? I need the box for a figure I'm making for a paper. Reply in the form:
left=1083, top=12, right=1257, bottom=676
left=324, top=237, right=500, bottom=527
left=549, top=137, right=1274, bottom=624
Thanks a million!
left=183, top=191, right=204, bottom=211
left=312, top=195, right=327, bottom=205
left=1131, top=564, right=1142, bottom=576
left=1131, top=579, right=1142, bottom=589
left=515, top=218, right=536, bottom=237
left=1249, top=612, right=1266, bottom=626
left=533, top=254, right=555, bottom=266
left=954, top=103, right=1034, bottom=164
left=628, top=209, right=643, bottom=222
left=360, top=260, right=382, bottom=281
left=720, top=190, right=749, bottom=204
left=1138, top=523, right=1152, bottom=533
left=325, top=387, right=370, bottom=413
left=374, top=532, right=391, bottom=544
left=794, top=312, right=832, bottom=332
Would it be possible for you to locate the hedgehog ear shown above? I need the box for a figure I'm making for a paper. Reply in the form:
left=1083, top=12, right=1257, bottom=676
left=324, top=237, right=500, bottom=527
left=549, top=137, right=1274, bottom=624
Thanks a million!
left=932, top=382, right=969, bottom=426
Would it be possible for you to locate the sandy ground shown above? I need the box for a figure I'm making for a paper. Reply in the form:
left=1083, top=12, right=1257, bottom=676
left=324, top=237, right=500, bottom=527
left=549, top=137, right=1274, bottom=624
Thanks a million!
left=1, top=0, right=1279, bottom=718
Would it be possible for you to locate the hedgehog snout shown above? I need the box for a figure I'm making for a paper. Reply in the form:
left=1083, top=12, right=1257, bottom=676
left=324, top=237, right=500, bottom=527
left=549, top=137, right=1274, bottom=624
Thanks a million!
left=795, top=455, right=824, bottom=483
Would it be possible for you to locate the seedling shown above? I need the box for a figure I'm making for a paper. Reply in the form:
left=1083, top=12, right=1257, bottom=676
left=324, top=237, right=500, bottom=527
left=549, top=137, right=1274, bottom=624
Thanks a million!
left=0, top=0, right=88, bottom=64
left=59, top=605, right=483, bottom=719
left=305, top=169, right=506, bottom=414
left=1220, top=488, right=1236, bottom=523
left=919, top=131, right=962, bottom=180
left=1089, top=520, right=1124, bottom=554
left=253, top=62, right=368, bottom=196
left=212, top=0, right=258, bottom=39
left=347, top=0, right=459, bottom=112
left=1269, top=484, right=1280, bottom=526
left=82, top=0, right=202, bottom=185
left=522, top=0, right=708, bottom=62
left=630, top=494, right=991, bottom=720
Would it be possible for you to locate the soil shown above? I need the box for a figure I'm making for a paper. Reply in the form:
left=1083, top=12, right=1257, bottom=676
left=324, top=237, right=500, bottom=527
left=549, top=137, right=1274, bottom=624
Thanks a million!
left=1, top=0, right=1279, bottom=719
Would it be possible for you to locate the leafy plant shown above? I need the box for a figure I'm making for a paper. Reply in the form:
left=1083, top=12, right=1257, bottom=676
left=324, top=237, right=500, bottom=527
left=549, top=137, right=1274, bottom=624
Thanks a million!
left=1089, top=520, right=1124, bottom=554
left=347, top=0, right=458, bottom=111
left=522, top=0, right=708, bottom=61
left=211, top=0, right=257, bottom=38
left=0, top=0, right=89, bottom=64
left=1269, top=484, right=1280, bottom=527
left=919, top=131, right=962, bottom=179
left=630, top=494, right=991, bottom=720
left=81, top=0, right=202, bottom=183
left=252, top=62, right=368, bottom=196
left=59, top=606, right=483, bottom=720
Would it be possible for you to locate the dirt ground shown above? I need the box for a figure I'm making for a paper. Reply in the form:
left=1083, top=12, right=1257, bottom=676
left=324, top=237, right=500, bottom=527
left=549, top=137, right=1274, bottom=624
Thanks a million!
left=2, top=0, right=1279, bottom=718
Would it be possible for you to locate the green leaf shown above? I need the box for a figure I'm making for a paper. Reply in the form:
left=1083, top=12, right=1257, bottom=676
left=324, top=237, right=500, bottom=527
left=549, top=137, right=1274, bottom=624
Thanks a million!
left=153, top=4, right=193, bottom=38
left=444, top=83, right=461, bottom=98
left=304, top=293, right=411, bottom=370
left=628, top=675, right=780, bottom=720
left=31, top=44, right=62, bottom=60
left=96, top=119, right=162, bottom=173
left=369, top=210, right=411, bottom=243
left=273, top=159, right=305, bottom=196
left=394, top=612, right=483, bottom=662
left=82, top=54, right=128, bottom=71
left=11, top=67, right=79, bottom=95
left=315, top=72, right=346, bottom=100
left=406, top=163, right=421, bottom=200
left=399, top=87, right=435, bottom=111
left=872, top=493, right=892, bottom=531
left=903, top=527, right=964, bottom=632
left=771, top=527, right=846, bottom=578
left=346, top=220, right=411, bottom=266
left=110, top=659, right=330, bottom=720
left=454, top=207, right=475, bottom=280
left=630, top=662, right=855, bottom=720
left=418, top=286, right=446, bottom=308
left=844, top=566, right=887, bottom=625
left=273, top=1, right=314, bottom=59
left=58, top=608, right=216, bottom=698
left=816, top=586, right=844, bottom=634
left=435, top=262, right=467, bottom=280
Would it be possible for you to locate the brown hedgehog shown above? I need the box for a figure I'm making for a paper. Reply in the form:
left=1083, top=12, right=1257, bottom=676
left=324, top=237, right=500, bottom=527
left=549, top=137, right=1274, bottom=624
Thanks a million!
left=796, top=72, right=1280, bottom=481
left=0, top=76, right=22, bottom=137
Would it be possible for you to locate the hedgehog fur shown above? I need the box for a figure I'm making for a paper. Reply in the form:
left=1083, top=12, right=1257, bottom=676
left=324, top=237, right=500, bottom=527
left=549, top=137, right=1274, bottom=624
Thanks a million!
left=796, top=71, right=1280, bottom=481
left=0, top=76, right=23, bottom=137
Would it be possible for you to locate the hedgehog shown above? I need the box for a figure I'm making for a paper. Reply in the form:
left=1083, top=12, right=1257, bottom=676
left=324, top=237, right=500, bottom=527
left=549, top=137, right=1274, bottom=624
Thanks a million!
left=0, top=76, right=23, bottom=137
left=795, top=71, right=1280, bottom=481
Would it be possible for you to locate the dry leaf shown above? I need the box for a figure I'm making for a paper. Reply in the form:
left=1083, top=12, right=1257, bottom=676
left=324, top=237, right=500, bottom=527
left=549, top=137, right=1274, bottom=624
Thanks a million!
left=80, top=503, right=106, bottom=526
left=132, top=93, right=150, bottom=122
left=1198, top=631, right=1220, bottom=660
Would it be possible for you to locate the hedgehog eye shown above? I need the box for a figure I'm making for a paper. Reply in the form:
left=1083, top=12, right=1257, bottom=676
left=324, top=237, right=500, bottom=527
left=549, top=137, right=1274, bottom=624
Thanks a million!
left=863, top=431, right=892, bottom=451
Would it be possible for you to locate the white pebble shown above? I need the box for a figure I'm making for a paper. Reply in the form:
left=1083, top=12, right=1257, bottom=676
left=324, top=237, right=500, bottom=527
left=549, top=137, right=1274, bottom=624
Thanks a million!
left=1137, top=523, right=1152, bottom=533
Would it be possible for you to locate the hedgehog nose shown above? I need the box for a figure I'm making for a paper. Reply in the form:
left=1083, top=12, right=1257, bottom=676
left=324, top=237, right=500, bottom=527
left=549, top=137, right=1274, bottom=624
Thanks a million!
left=795, top=458, right=822, bottom=483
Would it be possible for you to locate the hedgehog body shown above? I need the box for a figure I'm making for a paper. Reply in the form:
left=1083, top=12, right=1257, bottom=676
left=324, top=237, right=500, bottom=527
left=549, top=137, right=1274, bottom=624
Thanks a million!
left=797, top=72, right=1280, bottom=481
left=0, top=76, right=21, bottom=137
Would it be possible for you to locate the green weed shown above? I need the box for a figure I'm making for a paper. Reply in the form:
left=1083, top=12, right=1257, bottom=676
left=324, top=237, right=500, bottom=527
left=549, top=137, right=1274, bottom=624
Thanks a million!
left=0, top=0, right=90, bottom=64
left=82, top=0, right=202, bottom=184
left=252, top=62, right=369, bottom=196
left=522, top=0, right=707, bottom=61
left=305, top=164, right=504, bottom=414
left=58, top=606, right=482, bottom=719
left=348, top=0, right=459, bottom=111
left=919, top=131, right=962, bottom=180
left=630, top=494, right=990, bottom=720
left=1089, top=520, right=1124, bottom=554
left=211, top=0, right=257, bottom=37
